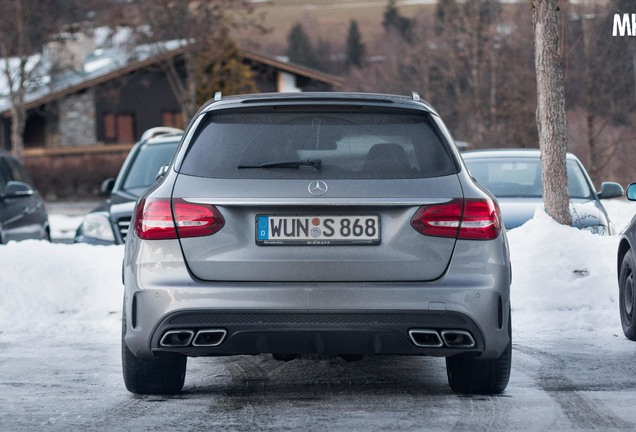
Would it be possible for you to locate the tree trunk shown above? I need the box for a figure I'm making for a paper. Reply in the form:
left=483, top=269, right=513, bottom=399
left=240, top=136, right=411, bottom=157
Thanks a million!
left=9, top=74, right=27, bottom=162
left=10, top=107, right=26, bottom=162
left=533, top=0, right=571, bottom=226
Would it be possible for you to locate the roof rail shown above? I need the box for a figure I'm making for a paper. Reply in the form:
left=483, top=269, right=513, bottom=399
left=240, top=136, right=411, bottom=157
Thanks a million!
left=140, top=126, right=184, bottom=141
left=214, top=91, right=222, bottom=101
left=412, top=92, right=421, bottom=101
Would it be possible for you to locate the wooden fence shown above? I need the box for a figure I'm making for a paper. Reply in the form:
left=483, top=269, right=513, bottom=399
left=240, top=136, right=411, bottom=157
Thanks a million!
left=23, top=144, right=133, bottom=200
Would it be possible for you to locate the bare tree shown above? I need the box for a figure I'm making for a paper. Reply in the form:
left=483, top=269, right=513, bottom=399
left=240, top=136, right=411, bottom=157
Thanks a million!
left=0, top=0, right=96, bottom=160
left=0, top=1, right=55, bottom=160
left=562, top=0, right=635, bottom=186
left=108, top=0, right=262, bottom=121
left=533, top=0, right=571, bottom=226
left=494, top=6, right=538, bottom=149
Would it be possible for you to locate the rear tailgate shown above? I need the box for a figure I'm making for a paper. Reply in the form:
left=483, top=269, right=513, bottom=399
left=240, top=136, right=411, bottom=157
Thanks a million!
left=172, top=175, right=463, bottom=282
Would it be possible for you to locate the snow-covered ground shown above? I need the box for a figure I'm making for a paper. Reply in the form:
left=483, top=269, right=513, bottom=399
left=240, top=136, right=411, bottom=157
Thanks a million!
left=2, top=199, right=635, bottom=340
left=510, top=199, right=635, bottom=340
left=2, top=199, right=636, bottom=431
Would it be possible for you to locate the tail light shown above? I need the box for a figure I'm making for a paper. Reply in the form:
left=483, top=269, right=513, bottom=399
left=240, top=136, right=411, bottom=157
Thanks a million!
left=135, top=198, right=225, bottom=240
left=410, top=198, right=501, bottom=240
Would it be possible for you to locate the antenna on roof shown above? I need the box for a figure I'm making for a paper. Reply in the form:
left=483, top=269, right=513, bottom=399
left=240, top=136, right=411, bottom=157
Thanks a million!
left=411, top=92, right=420, bottom=101
left=214, top=91, right=222, bottom=101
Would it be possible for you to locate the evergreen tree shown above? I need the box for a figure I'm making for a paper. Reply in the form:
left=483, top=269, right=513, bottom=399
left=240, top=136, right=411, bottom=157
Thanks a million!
left=195, top=26, right=257, bottom=106
left=286, top=23, right=319, bottom=69
left=346, top=20, right=366, bottom=68
left=382, top=0, right=413, bottom=43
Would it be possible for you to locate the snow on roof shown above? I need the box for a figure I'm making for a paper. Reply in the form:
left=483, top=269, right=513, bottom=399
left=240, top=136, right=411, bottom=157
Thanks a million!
left=0, top=27, right=341, bottom=114
left=0, top=27, right=185, bottom=113
left=0, top=54, right=49, bottom=98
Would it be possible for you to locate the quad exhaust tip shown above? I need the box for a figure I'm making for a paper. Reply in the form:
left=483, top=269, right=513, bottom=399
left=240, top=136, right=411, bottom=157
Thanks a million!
left=160, top=330, right=194, bottom=347
left=409, top=329, right=476, bottom=349
left=441, top=330, right=476, bottom=348
left=409, top=329, right=444, bottom=348
left=193, top=329, right=227, bottom=347
left=159, top=329, right=227, bottom=348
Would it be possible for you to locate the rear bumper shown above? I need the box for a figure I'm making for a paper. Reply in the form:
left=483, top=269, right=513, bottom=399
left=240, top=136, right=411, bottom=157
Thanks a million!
left=125, top=284, right=509, bottom=360
left=149, top=309, right=486, bottom=357
left=123, top=237, right=511, bottom=360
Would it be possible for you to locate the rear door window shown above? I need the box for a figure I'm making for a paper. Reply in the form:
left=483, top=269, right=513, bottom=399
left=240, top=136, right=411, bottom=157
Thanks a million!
left=122, top=142, right=179, bottom=190
left=180, top=110, right=458, bottom=180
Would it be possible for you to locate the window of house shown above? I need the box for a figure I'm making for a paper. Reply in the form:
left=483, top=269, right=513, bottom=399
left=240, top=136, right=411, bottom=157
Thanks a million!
left=162, top=111, right=184, bottom=129
left=103, top=113, right=135, bottom=144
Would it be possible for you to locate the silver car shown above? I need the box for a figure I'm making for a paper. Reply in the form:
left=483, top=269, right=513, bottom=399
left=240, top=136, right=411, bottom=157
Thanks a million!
left=122, top=92, right=512, bottom=395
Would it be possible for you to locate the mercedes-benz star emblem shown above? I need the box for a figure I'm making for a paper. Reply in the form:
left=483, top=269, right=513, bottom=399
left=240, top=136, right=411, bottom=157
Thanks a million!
left=308, top=180, right=328, bottom=196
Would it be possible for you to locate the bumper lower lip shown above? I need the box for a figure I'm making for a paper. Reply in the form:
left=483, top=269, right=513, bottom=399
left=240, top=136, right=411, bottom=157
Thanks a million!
left=145, top=310, right=485, bottom=357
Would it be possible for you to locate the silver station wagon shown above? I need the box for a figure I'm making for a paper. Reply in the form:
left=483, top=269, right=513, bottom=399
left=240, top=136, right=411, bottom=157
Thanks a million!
left=122, top=92, right=512, bottom=395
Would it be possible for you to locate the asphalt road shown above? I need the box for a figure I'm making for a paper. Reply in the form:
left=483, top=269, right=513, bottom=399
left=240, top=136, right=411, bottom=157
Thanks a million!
left=2, top=322, right=636, bottom=431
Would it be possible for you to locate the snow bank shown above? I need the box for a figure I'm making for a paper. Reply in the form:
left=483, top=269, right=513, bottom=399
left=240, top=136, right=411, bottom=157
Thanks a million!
left=0, top=241, right=124, bottom=332
left=509, top=211, right=621, bottom=338
left=506, top=199, right=636, bottom=339
left=48, top=214, right=85, bottom=240
left=1, top=200, right=635, bottom=341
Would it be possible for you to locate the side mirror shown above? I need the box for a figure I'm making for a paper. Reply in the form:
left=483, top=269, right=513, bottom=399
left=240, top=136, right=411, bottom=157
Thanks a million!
left=100, top=178, right=115, bottom=195
left=3, top=181, right=34, bottom=199
left=598, top=182, right=624, bottom=199
left=156, top=165, right=169, bottom=180
left=627, top=183, right=636, bottom=201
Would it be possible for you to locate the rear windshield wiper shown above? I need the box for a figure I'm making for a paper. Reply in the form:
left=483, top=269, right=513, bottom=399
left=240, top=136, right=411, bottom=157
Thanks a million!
left=237, top=159, right=322, bottom=171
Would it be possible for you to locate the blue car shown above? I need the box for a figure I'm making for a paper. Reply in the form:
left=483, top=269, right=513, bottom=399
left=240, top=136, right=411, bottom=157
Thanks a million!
left=463, top=149, right=623, bottom=235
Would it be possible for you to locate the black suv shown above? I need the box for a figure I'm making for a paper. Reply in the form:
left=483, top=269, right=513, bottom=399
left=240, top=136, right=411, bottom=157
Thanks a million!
left=0, top=151, right=49, bottom=243
left=75, top=127, right=182, bottom=245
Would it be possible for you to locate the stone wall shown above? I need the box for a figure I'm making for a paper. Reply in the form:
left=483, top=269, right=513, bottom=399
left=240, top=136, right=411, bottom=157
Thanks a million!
left=58, top=89, right=96, bottom=147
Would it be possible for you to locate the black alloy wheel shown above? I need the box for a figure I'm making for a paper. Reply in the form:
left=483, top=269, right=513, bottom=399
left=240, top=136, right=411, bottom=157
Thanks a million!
left=619, top=250, right=636, bottom=341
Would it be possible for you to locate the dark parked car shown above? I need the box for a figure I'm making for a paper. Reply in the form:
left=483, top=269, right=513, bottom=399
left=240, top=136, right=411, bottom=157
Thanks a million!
left=0, top=151, right=49, bottom=243
left=463, top=149, right=624, bottom=234
left=75, top=127, right=182, bottom=245
left=122, top=92, right=512, bottom=395
left=618, top=183, right=636, bottom=340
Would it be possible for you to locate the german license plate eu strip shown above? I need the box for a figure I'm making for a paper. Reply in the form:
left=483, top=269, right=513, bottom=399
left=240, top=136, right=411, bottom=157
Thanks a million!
left=256, top=215, right=380, bottom=246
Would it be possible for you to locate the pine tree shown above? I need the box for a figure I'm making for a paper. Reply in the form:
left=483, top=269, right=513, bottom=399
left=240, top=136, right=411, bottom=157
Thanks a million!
left=195, top=27, right=257, bottom=106
left=286, top=23, right=319, bottom=69
left=382, top=0, right=413, bottom=43
left=346, top=20, right=366, bottom=68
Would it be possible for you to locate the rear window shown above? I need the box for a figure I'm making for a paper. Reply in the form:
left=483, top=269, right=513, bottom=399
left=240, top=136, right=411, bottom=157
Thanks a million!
left=465, top=157, right=594, bottom=199
left=179, top=110, right=458, bottom=179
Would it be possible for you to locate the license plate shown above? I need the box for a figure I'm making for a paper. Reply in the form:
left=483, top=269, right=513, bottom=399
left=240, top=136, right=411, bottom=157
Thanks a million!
left=256, top=215, right=380, bottom=245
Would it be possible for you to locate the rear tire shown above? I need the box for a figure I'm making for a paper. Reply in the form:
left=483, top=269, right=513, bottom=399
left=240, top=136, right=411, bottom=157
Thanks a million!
left=121, top=306, right=187, bottom=395
left=619, top=250, right=636, bottom=341
left=446, top=311, right=512, bottom=394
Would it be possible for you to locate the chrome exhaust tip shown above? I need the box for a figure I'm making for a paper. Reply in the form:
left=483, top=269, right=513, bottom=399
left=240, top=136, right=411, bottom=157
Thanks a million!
left=160, top=330, right=194, bottom=347
left=441, top=330, right=476, bottom=348
left=408, top=329, right=444, bottom=348
left=192, top=329, right=227, bottom=347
